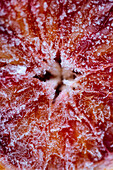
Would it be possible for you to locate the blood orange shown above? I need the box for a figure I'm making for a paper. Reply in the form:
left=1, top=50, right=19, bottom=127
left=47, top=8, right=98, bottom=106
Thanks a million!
left=0, top=0, right=113, bottom=169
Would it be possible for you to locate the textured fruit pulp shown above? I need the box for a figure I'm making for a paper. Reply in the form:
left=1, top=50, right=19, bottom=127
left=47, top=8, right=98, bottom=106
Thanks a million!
left=0, top=0, right=113, bottom=169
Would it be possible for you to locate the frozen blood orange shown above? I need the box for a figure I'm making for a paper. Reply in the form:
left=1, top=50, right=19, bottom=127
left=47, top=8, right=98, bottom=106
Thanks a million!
left=0, top=0, right=113, bottom=169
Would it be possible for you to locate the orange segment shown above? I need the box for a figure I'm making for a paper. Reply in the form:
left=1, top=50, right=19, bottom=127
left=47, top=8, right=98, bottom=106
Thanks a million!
left=49, top=91, right=108, bottom=168
left=61, top=1, right=113, bottom=70
left=75, top=65, right=113, bottom=92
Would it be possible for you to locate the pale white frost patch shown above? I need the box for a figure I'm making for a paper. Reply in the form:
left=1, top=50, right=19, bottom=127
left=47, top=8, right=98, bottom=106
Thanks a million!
left=4, top=65, right=27, bottom=75
left=43, top=2, right=48, bottom=11
left=60, top=10, right=67, bottom=20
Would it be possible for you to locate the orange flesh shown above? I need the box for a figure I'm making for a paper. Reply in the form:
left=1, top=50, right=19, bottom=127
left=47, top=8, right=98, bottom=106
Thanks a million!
left=0, top=0, right=113, bottom=169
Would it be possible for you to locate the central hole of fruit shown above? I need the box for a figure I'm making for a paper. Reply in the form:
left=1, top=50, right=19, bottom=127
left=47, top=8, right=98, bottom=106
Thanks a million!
left=33, top=50, right=82, bottom=102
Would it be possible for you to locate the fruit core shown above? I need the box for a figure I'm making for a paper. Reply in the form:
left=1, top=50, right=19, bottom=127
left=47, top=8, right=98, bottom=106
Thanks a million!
left=33, top=50, right=82, bottom=102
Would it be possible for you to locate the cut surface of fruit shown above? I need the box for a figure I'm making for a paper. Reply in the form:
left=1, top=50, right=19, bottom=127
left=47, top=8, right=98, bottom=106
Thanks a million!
left=0, top=0, right=113, bottom=169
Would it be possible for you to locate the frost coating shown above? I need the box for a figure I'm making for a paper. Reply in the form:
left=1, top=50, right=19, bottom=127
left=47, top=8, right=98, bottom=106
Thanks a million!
left=0, top=0, right=113, bottom=169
